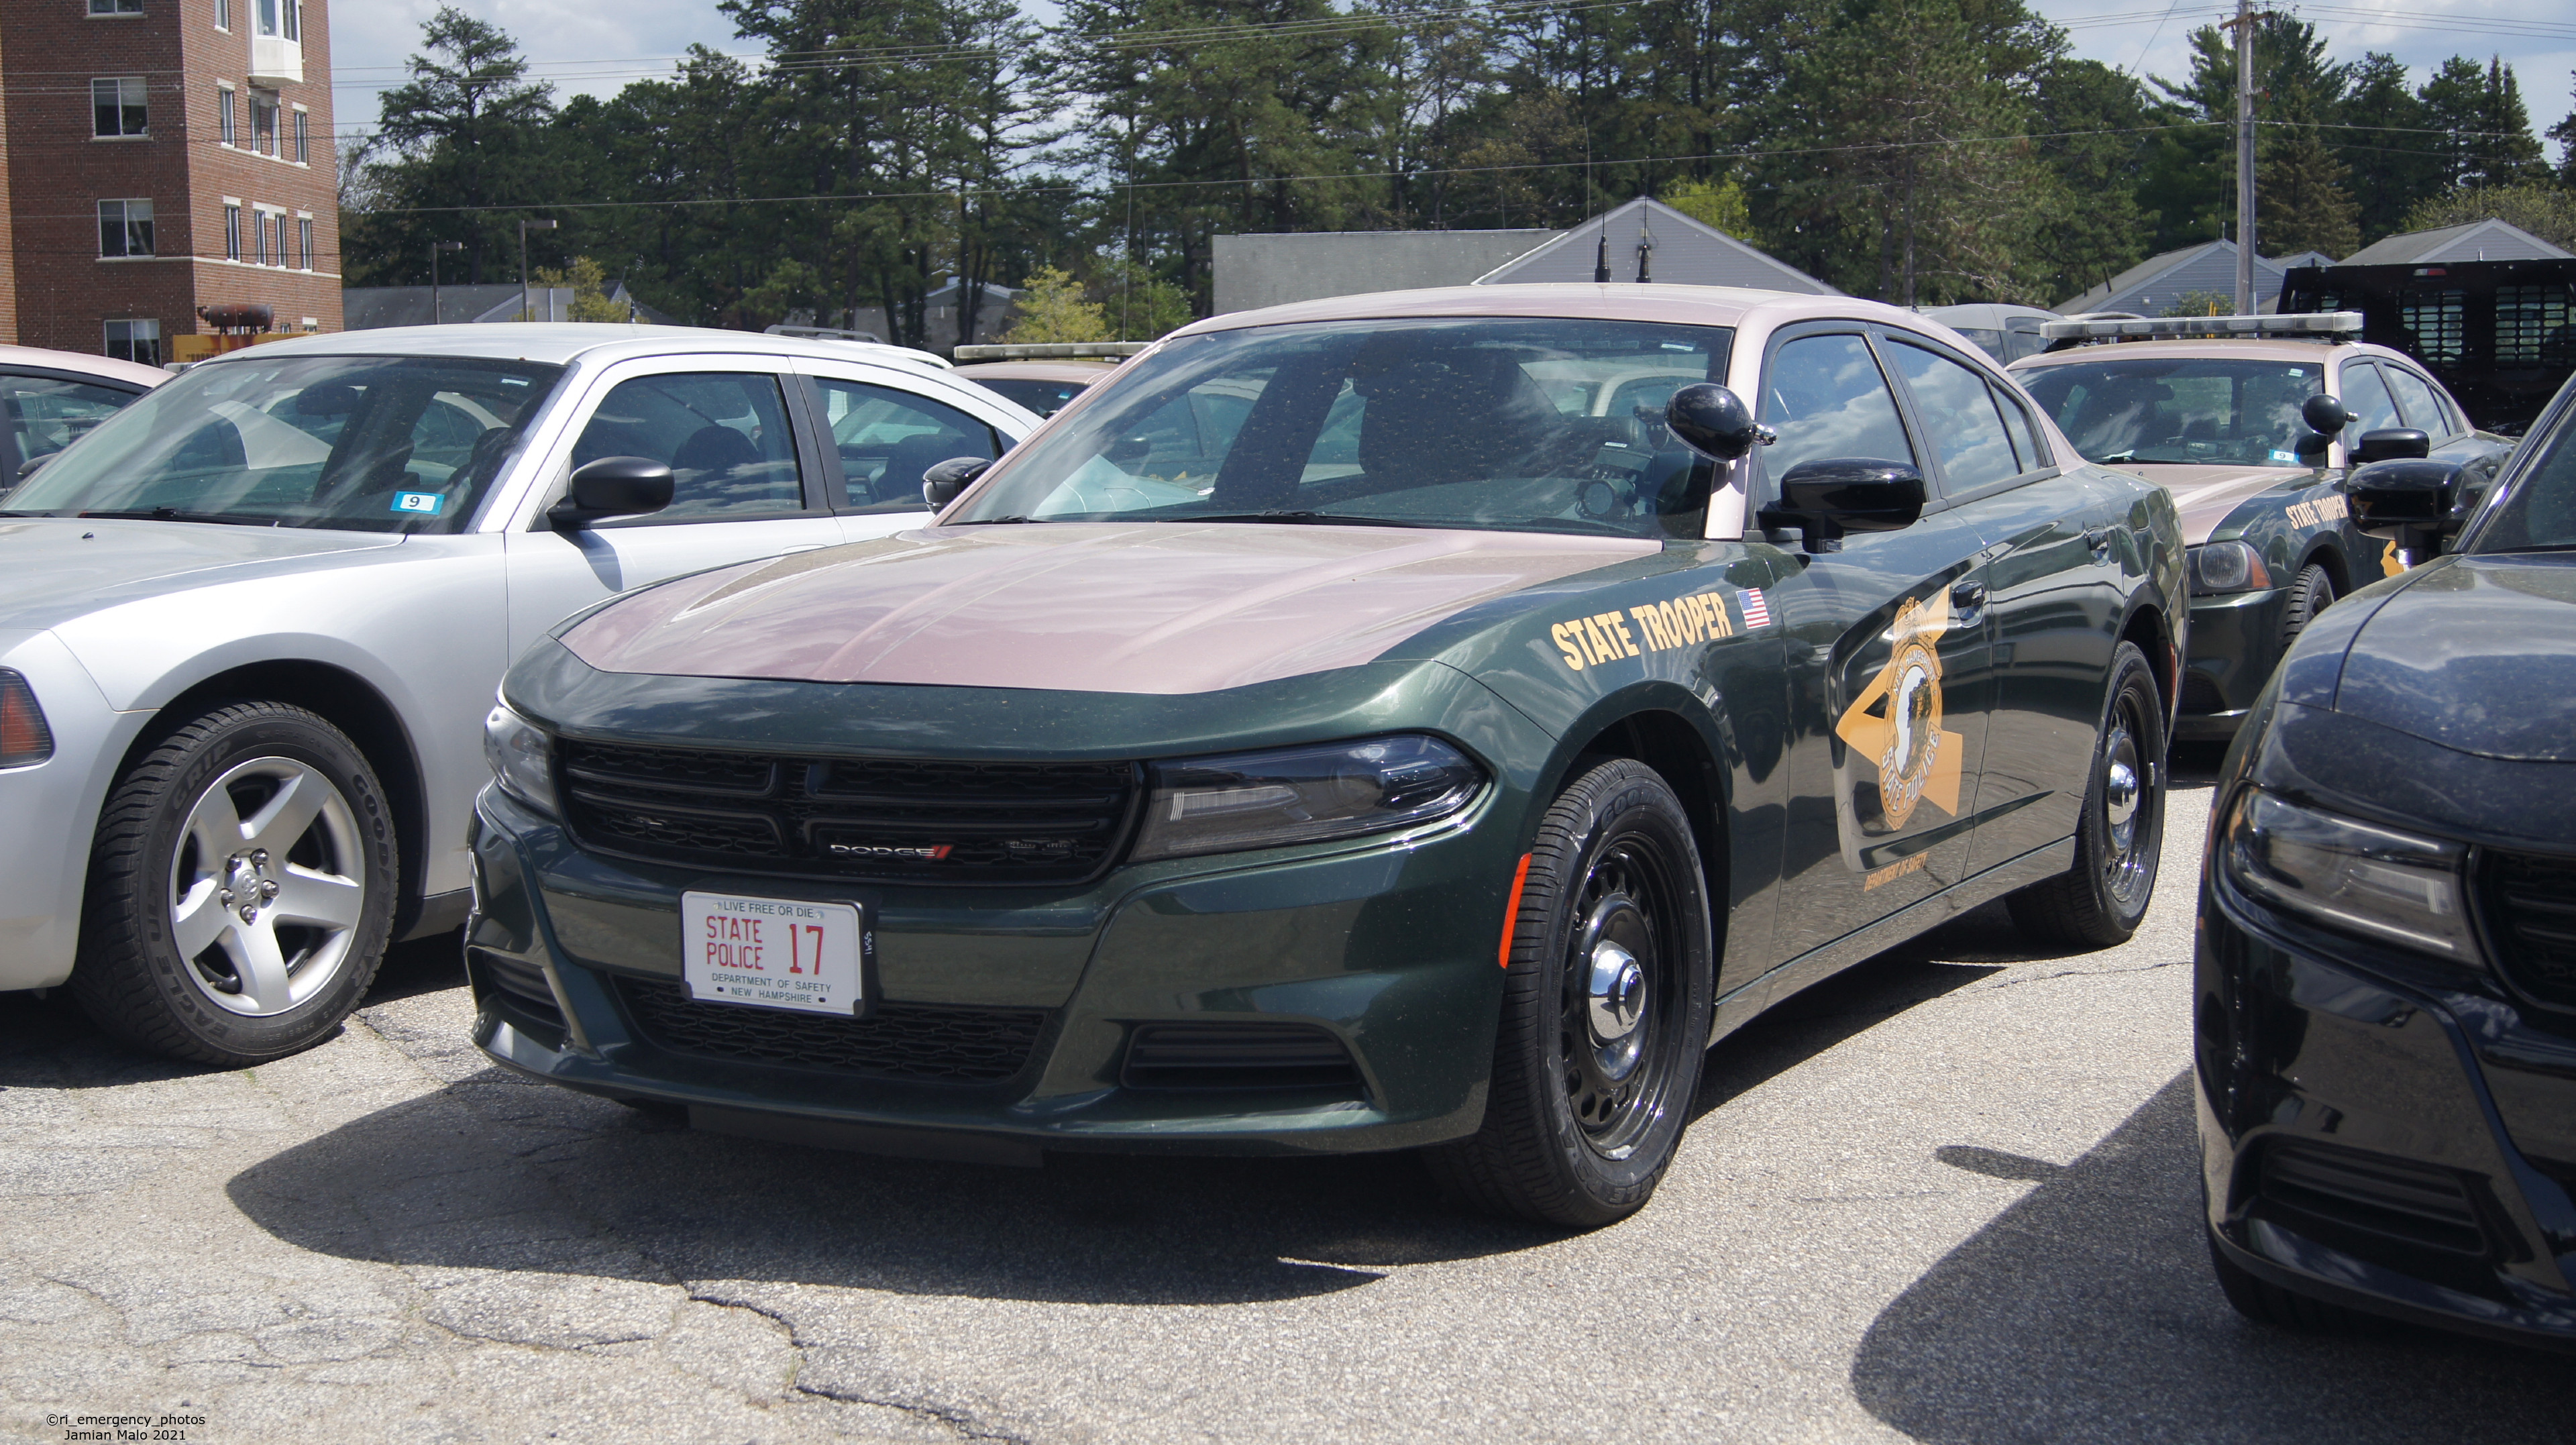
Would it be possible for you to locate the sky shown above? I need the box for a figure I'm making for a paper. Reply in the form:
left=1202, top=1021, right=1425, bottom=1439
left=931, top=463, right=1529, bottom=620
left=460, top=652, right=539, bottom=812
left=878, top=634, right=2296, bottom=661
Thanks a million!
left=327, top=0, right=2576, bottom=164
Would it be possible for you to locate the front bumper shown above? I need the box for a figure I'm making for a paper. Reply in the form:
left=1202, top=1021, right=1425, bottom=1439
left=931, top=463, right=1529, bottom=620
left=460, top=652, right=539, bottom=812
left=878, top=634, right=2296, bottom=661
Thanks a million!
left=2196, top=876, right=2576, bottom=1350
left=468, top=782, right=1522, bottom=1157
left=0, top=631, right=134, bottom=991
left=2176, top=587, right=2290, bottom=741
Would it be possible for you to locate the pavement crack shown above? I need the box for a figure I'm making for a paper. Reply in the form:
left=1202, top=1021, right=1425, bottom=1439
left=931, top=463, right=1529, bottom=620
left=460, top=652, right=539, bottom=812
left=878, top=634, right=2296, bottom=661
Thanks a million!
left=1968, top=957, right=2187, bottom=992
left=688, top=1287, right=1021, bottom=1442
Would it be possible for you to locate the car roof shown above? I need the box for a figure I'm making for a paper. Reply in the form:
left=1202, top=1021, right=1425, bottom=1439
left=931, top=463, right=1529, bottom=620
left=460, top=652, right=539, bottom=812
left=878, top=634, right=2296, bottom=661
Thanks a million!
left=1170, top=283, right=1927, bottom=336
left=1925, top=303, right=2058, bottom=329
left=2006, top=337, right=2414, bottom=370
left=197, top=323, right=957, bottom=373
left=0, top=342, right=169, bottom=388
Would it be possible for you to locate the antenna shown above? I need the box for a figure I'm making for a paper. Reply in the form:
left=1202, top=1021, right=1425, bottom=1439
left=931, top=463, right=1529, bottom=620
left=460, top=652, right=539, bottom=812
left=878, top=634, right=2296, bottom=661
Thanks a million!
left=1636, top=205, right=1655, bottom=284
left=1589, top=131, right=1611, bottom=283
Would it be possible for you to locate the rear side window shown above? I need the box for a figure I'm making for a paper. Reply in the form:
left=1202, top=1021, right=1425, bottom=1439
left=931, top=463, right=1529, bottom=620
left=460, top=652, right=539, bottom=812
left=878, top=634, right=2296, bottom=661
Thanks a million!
left=572, top=373, right=804, bottom=521
left=1760, top=333, right=1915, bottom=486
left=808, top=376, right=998, bottom=513
left=1886, top=340, right=2019, bottom=492
left=0, top=374, right=135, bottom=470
left=2380, top=367, right=2449, bottom=438
left=2338, top=362, right=2404, bottom=443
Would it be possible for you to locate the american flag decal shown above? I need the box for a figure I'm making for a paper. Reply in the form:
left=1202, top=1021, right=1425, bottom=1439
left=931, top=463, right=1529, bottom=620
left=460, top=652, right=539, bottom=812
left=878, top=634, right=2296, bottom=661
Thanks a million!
left=1739, top=588, right=1773, bottom=629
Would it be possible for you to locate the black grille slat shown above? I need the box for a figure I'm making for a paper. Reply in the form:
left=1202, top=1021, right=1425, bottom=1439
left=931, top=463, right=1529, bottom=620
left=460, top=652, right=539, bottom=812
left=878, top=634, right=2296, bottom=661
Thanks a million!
left=619, top=978, right=1046, bottom=1083
left=1122, top=1022, right=1364, bottom=1092
left=2482, top=851, right=2576, bottom=1010
left=558, top=742, right=1140, bottom=885
left=2259, top=1138, right=2488, bottom=1255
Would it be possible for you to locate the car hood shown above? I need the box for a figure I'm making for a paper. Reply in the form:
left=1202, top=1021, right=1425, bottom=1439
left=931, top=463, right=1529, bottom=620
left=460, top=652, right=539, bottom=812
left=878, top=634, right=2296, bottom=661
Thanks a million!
left=560, top=522, right=1657, bottom=695
left=2332, top=554, right=2576, bottom=763
left=2102, top=462, right=2310, bottom=545
left=0, top=518, right=402, bottom=632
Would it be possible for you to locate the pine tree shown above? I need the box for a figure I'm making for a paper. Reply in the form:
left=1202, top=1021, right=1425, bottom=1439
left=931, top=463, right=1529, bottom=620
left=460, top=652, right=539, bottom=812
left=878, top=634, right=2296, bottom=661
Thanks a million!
left=2337, top=54, right=2441, bottom=247
left=2258, top=76, right=2359, bottom=259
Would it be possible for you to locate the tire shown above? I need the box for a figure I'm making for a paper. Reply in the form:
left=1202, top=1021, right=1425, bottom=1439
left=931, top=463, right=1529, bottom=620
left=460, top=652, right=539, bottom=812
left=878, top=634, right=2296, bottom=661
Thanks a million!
left=2006, top=641, right=2165, bottom=949
left=70, top=701, right=398, bottom=1066
left=1426, top=759, right=1715, bottom=1228
left=2282, top=562, right=2335, bottom=644
left=2208, top=1227, right=2363, bottom=1332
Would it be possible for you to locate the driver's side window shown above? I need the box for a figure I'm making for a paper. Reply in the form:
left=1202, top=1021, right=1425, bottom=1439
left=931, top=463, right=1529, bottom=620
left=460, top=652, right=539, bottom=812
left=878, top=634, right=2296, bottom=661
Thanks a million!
left=572, top=372, right=805, bottom=521
left=1760, top=333, right=1916, bottom=488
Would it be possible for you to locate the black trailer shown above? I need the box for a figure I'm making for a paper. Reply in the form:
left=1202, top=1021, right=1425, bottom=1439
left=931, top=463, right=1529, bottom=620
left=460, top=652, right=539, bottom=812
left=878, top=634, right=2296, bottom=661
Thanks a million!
left=2277, top=258, right=2575, bottom=435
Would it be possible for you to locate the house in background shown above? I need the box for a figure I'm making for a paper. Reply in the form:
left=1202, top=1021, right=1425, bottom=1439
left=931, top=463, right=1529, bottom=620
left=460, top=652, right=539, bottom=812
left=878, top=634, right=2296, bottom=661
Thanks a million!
left=1212, top=198, right=1835, bottom=314
left=0, top=0, right=341, bottom=363
left=2055, top=239, right=2332, bottom=317
left=2337, top=218, right=2572, bottom=267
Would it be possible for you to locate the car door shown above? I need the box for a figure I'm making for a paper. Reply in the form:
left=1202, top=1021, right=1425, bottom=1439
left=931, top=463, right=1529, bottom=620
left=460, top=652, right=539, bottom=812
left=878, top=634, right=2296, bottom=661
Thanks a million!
left=502, top=360, right=851, bottom=659
left=794, top=360, right=1033, bottom=538
left=1880, top=333, right=2123, bottom=875
left=2382, top=359, right=2512, bottom=515
left=0, top=370, right=144, bottom=489
left=1756, top=325, right=1998, bottom=959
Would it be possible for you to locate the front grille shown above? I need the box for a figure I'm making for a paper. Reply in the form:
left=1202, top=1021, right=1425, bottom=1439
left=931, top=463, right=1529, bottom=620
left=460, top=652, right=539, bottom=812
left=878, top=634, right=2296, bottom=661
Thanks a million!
left=1121, top=1021, right=1364, bottom=1092
left=2481, top=849, right=2576, bottom=1010
left=2258, top=1137, right=2488, bottom=1256
left=559, top=739, right=1140, bottom=885
left=2180, top=670, right=2227, bottom=716
left=618, top=977, right=1047, bottom=1083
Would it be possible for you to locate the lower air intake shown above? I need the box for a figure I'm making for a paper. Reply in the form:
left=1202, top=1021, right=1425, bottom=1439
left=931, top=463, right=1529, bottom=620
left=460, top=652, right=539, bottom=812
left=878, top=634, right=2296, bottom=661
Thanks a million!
left=2258, top=1136, right=2488, bottom=1256
left=1121, top=1021, right=1363, bottom=1092
left=619, top=978, right=1046, bottom=1084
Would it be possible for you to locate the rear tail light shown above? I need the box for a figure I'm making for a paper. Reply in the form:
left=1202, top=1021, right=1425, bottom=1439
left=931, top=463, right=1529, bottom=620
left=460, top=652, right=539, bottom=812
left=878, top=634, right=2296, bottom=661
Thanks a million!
left=0, top=670, right=50, bottom=767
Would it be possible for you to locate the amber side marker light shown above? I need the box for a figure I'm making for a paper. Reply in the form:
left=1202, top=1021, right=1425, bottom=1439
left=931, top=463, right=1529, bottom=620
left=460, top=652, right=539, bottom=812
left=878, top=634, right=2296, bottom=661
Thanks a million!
left=0, top=670, right=53, bottom=767
left=1499, top=853, right=1533, bottom=969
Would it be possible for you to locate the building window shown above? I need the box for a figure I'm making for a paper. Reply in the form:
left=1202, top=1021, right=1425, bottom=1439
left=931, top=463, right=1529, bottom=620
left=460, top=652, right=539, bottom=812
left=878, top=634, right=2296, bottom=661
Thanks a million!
left=88, top=0, right=144, bottom=14
left=252, top=91, right=277, bottom=156
left=223, top=203, right=241, bottom=262
left=256, top=211, right=275, bottom=267
left=92, top=78, right=147, bottom=137
left=291, top=109, right=308, bottom=163
left=213, top=0, right=229, bottom=29
left=297, top=215, right=313, bottom=270
left=256, top=0, right=277, bottom=35
left=218, top=87, right=235, bottom=146
left=104, top=320, right=161, bottom=366
left=284, top=0, right=299, bottom=41
left=97, top=199, right=153, bottom=258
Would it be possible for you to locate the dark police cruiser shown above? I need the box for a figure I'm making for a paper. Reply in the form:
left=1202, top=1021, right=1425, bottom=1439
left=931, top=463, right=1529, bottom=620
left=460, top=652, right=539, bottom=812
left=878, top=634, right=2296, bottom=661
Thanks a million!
left=2198, top=370, right=2576, bottom=1348
left=2010, top=312, right=2512, bottom=739
left=468, top=285, right=2185, bottom=1226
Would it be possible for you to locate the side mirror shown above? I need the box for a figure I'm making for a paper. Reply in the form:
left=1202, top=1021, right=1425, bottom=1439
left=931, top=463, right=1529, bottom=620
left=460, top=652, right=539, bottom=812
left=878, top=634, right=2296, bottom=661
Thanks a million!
left=1665, top=384, right=1772, bottom=462
left=549, top=456, right=674, bottom=529
left=2348, top=458, right=2463, bottom=563
left=1759, top=459, right=1925, bottom=554
left=2352, top=428, right=2430, bottom=466
left=921, top=456, right=992, bottom=510
left=15, top=454, right=48, bottom=482
left=2300, top=394, right=2353, bottom=437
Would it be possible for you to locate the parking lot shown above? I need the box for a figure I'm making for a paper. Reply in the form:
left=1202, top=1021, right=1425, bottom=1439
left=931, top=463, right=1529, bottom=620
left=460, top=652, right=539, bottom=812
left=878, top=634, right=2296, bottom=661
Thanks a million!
left=5, top=752, right=2569, bottom=1445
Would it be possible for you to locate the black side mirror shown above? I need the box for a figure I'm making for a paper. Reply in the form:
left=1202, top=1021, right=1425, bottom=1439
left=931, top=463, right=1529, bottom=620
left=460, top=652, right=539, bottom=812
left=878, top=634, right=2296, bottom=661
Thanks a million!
left=2300, top=394, right=2354, bottom=437
left=2347, top=458, right=2463, bottom=563
left=549, top=456, right=674, bottom=529
left=1759, top=459, right=1925, bottom=554
left=2352, top=428, right=2430, bottom=466
left=1665, top=384, right=1772, bottom=461
left=922, top=456, right=992, bottom=510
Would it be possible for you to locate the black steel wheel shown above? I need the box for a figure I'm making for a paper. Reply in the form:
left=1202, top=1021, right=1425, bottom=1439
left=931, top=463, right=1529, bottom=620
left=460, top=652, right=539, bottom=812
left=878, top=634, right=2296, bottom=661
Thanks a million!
left=2006, top=641, right=2165, bottom=949
left=1426, top=759, right=1714, bottom=1228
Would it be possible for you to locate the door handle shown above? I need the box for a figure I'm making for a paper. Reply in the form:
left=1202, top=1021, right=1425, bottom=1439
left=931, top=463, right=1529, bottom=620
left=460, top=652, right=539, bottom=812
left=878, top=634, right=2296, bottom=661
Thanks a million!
left=1949, top=580, right=1988, bottom=614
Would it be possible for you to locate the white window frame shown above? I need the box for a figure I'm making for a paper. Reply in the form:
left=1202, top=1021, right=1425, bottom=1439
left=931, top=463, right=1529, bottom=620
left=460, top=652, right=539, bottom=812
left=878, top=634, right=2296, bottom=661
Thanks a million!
left=87, top=0, right=145, bottom=15
left=103, top=319, right=161, bottom=365
left=295, top=213, right=314, bottom=271
left=250, top=89, right=278, bottom=157
left=218, top=85, right=236, bottom=148
left=290, top=105, right=308, bottom=164
left=213, top=0, right=230, bottom=30
left=222, top=199, right=242, bottom=263
left=92, top=76, right=147, bottom=138
left=97, top=199, right=153, bottom=258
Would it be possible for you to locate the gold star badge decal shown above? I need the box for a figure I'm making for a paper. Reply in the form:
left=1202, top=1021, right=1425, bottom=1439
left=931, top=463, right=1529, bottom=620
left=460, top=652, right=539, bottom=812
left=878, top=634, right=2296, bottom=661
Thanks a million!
left=1834, top=592, right=1966, bottom=830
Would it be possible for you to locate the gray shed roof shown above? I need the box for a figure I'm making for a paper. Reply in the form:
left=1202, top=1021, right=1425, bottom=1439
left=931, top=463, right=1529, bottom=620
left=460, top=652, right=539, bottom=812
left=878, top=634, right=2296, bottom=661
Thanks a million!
left=342, top=283, right=682, bottom=329
left=2340, top=218, right=2573, bottom=266
left=2056, top=239, right=2298, bottom=316
left=1212, top=229, right=1558, bottom=314
left=1474, top=197, right=1839, bottom=294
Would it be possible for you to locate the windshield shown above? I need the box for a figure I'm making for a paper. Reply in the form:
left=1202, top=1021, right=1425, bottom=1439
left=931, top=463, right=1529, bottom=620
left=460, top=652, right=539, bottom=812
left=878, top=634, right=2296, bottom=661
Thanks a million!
left=2471, top=406, right=2576, bottom=552
left=945, top=317, right=1731, bottom=539
left=2017, top=357, right=2322, bottom=467
left=3, top=354, right=563, bottom=531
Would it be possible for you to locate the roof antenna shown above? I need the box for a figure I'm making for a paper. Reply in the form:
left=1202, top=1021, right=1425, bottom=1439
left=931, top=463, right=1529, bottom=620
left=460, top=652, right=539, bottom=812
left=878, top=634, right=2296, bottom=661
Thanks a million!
left=1636, top=207, right=1654, bottom=284
left=1589, top=132, right=1611, bottom=283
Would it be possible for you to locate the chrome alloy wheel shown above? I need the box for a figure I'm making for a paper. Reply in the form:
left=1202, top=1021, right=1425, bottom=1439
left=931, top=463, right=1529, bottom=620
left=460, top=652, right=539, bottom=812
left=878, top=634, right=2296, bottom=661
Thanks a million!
left=168, top=757, right=368, bottom=1016
left=2096, top=687, right=2159, bottom=913
left=1558, top=836, right=1689, bottom=1161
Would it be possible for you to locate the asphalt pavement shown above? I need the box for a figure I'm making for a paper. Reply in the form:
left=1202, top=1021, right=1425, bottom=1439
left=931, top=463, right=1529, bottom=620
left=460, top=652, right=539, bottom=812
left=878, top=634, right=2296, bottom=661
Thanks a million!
left=6, top=753, right=2572, bottom=1444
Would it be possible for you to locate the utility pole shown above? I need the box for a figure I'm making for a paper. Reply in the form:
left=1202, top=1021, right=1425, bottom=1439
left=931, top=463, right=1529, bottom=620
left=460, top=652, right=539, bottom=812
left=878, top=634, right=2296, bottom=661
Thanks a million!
left=519, top=217, right=557, bottom=323
left=2234, top=0, right=2257, bottom=314
left=430, top=240, right=462, bottom=324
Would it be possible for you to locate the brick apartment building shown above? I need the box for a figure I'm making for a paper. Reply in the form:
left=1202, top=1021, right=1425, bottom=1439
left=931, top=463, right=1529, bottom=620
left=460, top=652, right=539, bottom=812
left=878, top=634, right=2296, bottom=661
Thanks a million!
left=0, top=0, right=339, bottom=364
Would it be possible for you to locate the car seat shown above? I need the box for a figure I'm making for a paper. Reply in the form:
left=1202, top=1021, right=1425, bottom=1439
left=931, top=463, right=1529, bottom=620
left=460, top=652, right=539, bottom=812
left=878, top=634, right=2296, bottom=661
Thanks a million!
left=674, top=424, right=760, bottom=476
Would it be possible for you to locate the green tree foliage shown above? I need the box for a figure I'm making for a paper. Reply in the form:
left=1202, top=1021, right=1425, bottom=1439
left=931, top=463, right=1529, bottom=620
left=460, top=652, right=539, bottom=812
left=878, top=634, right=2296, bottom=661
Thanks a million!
left=528, top=256, right=632, bottom=322
left=2336, top=54, right=2440, bottom=245
left=1663, top=177, right=1754, bottom=240
left=2400, top=183, right=2576, bottom=253
left=1002, top=266, right=1112, bottom=341
left=2550, top=72, right=2576, bottom=186
left=342, top=5, right=557, bottom=285
left=2420, top=56, right=2551, bottom=191
left=2161, top=289, right=2232, bottom=317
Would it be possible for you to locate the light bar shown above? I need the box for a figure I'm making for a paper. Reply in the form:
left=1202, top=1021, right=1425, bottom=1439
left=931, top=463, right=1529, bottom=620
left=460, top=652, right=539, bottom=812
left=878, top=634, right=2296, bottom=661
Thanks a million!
left=951, top=342, right=1150, bottom=362
left=2039, top=311, right=2363, bottom=341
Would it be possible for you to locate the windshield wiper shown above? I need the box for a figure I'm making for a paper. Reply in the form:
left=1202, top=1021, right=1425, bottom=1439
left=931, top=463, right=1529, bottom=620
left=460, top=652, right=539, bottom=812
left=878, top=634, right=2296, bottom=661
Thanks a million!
left=79, top=507, right=282, bottom=527
left=1183, top=511, right=1436, bottom=528
left=955, top=515, right=1042, bottom=525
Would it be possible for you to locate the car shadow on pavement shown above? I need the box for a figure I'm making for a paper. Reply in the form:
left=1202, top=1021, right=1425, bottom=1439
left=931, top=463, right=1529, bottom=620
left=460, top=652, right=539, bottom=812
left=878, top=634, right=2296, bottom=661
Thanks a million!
left=1851, top=1073, right=2575, bottom=1445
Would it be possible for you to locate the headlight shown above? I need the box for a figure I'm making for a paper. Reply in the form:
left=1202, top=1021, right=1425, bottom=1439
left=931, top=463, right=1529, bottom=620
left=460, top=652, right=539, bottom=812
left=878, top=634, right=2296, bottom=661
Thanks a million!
left=2220, top=787, right=2474, bottom=959
left=482, top=702, right=558, bottom=816
left=0, top=670, right=52, bottom=768
left=1131, top=735, right=1485, bottom=861
left=2188, top=540, right=2273, bottom=594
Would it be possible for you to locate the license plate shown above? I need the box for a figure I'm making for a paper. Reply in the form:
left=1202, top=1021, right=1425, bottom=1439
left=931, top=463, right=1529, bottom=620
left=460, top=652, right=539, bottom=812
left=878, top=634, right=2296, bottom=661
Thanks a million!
left=680, top=892, right=865, bottom=1016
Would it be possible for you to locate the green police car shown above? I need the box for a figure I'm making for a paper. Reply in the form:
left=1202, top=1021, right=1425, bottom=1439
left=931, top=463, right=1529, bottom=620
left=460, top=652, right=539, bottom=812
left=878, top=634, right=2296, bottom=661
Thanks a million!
left=468, top=286, right=2186, bottom=1226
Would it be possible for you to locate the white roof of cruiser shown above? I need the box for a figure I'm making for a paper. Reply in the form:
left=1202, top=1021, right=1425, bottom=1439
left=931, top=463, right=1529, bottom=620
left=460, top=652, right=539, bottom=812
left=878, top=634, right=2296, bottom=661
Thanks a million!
left=195, top=323, right=958, bottom=374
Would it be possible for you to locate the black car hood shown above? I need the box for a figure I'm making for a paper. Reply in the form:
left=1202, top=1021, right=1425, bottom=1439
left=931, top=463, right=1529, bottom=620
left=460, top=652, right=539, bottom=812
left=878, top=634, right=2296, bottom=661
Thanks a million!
left=2332, top=554, right=2576, bottom=763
